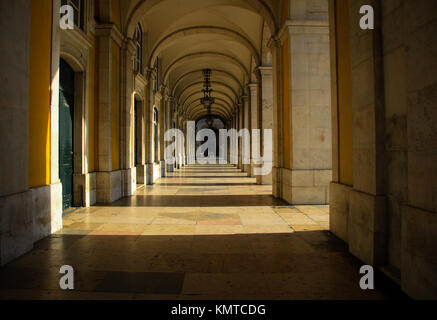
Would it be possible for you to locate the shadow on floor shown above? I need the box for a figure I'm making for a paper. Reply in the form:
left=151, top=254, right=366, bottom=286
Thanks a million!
left=0, top=231, right=408, bottom=300
left=102, top=195, right=288, bottom=208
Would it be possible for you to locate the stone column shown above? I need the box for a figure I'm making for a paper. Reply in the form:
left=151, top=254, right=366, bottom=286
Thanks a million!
left=159, top=89, right=166, bottom=178
left=258, top=67, right=273, bottom=185
left=135, top=97, right=147, bottom=184
left=242, top=94, right=251, bottom=175
left=346, top=0, right=387, bottom=267
left=233, top=112, right=238, bottom=165
left=145, top=70, right=155, bottom=185
left=166, top=97, right=175, bottom=172
left=95, top=24, right=123, bottom=203
left=249, top=83, right=259, bottom=181
left=0, top=0, right=32, bottom=266
left=95, top=26, right=113, bottom=173
left=278, top=17, right=332, bottom=205
left=175, top=113, right=183, bottom=168
left=182, top=118, right=188, bottom=166
left=270, top=38, right=284, bottom=199
left=237, top=102, right=243, bottom=169
left=120, top=39, right=137, bottom=197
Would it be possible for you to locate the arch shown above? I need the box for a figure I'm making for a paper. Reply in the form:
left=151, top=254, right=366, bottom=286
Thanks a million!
left=133, top=91, right=145, bottom=101
left=148, top=26, right=260, bottom=68
left=181, top=90, right=236, bottom=111
left=192, top=110, right=229, bottom=122
left=196, top=115, right=228, bottom=129
left=60, top=51, right=86, bottom=72
left=172, top=69, right=243, bottom=96
left=177, top=81, right=239, bottom=105
left=163, top=52, right=249, bottom=82
left=184, top=98, right=234, bottom=116
left=126, top=0, right=278, bottom=39
left=187, top=102, right=231, bottom=118
left=188, top=104, right=231, bottom=120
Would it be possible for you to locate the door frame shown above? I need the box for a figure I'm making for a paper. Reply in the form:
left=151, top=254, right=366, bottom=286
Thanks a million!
left=59, top=52, right=88, bottom=208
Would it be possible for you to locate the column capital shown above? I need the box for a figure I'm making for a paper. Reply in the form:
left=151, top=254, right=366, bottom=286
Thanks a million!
left=145, top=67, right=156, bottom=82
left=248, top=82, right=258, bottom=89
left=267, top=36, right=281, bottom=50
left=122, top=38, right=137, bottom=56
left=257, top=66, right=273, bottom=77
left=154, top=91, right=163, bottom=102
left=95, top=23, right=124, bottom=47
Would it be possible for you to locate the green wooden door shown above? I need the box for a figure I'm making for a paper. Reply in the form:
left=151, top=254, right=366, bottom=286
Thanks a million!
left=59, top=59, right=74, bottom=210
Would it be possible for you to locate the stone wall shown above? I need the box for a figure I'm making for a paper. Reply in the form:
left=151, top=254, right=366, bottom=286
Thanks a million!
left=279, top=0, right=333, bottom=205
left=330, top=0, right=437, bottom=299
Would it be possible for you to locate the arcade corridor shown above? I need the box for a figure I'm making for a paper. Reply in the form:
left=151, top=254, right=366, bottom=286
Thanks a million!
left=0, top=165, right=403, bottom=299
left=1, top=0, right=436, bottom=300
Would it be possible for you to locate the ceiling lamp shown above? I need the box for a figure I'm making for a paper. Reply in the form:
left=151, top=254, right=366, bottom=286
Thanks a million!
left=200, top=69, right=215, bottom=115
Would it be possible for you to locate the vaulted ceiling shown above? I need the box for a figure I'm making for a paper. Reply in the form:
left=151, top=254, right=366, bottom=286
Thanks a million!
left=120, top=0, right=280, bottom=121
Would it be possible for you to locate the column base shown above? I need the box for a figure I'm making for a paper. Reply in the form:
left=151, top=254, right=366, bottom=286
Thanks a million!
left=0, top=182, right=62, bottom=266
left=160, top=160, right=166, bottom=178
left=146, top=163, right=154, bottom=185
left=329, top=182, right=352, bottom=242
left=73, top=173, right=97, bottom=207
left=122, top=167, right=137, bottom=197
left=167, top=162, right=175, bottom=173
left=402, top=205, right=437, bottom=299
left=280, top=168, right=331, bottom=205
left=136, top=164, right=146, bottom=184
left=272, top=167, right=282, bottom=199
left=253, top=161, right=273, bottom=185
left=243, top=164, right=251, bottom=176
left=96, top=171, right=122, bottom=204
left=348, top=189, right=387, bottom=266
left=146, top=163, right=161, bottom=185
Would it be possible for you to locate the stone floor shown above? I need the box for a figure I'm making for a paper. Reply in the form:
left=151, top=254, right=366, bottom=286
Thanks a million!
left=0, top=165, right=405, bottom=300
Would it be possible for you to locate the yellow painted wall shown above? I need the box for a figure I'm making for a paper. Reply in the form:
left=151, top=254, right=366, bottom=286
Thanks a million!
left=28, top=0, right=52, bottom=188
left=88, top=35, right=96, bottom=172
left=335, top=0, right=354, bottom=185
left=112, top=0, right=121, bottom=29
left=112, top=40, right=120, bottom=171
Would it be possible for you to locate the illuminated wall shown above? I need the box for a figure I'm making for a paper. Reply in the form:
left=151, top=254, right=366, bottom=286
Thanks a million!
left=28, top=0, right=52, bottom=188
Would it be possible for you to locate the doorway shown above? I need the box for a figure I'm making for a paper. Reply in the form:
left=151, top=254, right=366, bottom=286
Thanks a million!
left=59, top=58, right=75, bottom=210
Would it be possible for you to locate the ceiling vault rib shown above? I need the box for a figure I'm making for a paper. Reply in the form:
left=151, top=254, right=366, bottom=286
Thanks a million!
left=148, top=26, right=260, bottom=68
left=125, top=0, right=278, bottom=38
left=163, top=52, right=250, bottom=83
left=181, top=90, right=235, bottom=111
left=188, top=104, right=231, bottom=120
left=177, top=81, right=239, bottom=105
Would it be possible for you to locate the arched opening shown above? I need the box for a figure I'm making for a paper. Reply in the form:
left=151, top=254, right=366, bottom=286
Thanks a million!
left=153, top=107, right=159, bottom=163
left=195, top=116, right=226, bottom=162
